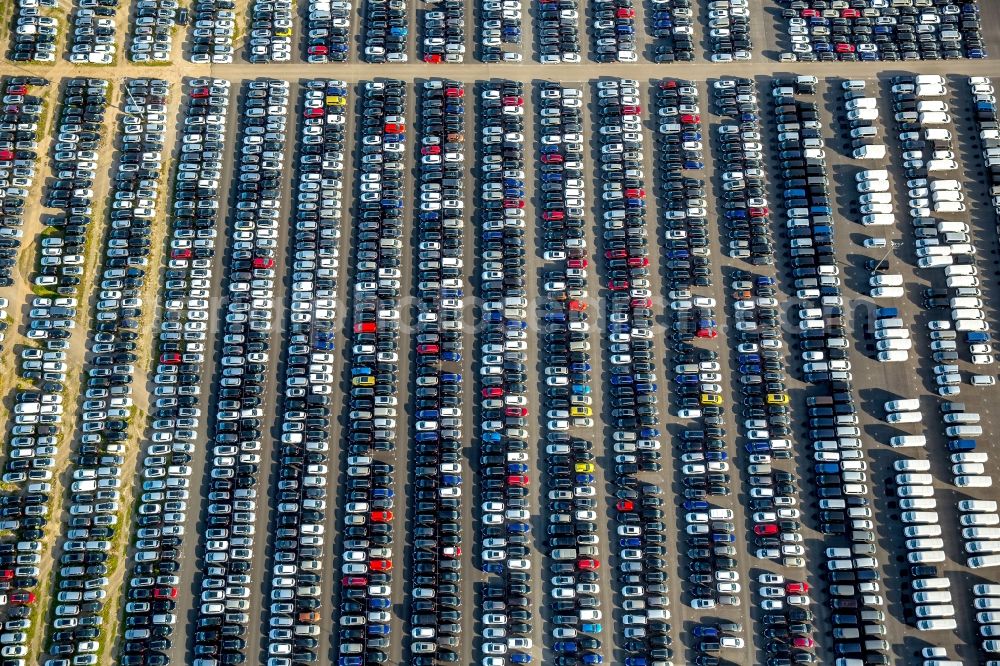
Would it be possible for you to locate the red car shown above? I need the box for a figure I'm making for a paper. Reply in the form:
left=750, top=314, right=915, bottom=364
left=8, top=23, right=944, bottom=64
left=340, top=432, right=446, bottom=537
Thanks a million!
left=541, top=153, right=563, bottom=164
left=170, top=248, right=192, bottom=260
left=502, top=96, right=523, bottom=106
left=503, top=199, right=524, bottom=209
left=417, top=344, right=439, bottom=354
left=421, top=145, right=441, bottom=155
left=631, top=298, right=652, bottom=308
left=622, top=105, right=640, bottom=114
left=567, top=258, right=588, bottom=268
left=303, top=107, right=324, bottom=118
left=801, top=8, right=818, bottom=16
left=754, top=524, right=779, bottom=536
left=160, top=353, right=181, bottom=365
left=792, top=637, right=815, bottom=649
left=608, top=280, right=630, bottom=291
left=616, top=500, right=634, bottom=511
left=441, top=546, right=461, bottom=558
left=0, top=570, right=12, bottom=581
left=342, top=576, right=367, bottom=587
left=10, top=592, right=34, bottom=605
left=384, top=123, right=405, bottom=133
left=786, top=582, right=809, bottom=594
left=627, top=257, right=649, bottom=267
left=625, top=188, right=645, bottom=198
left=659, top=80, right=677, bottom=89
left=307, top=45, right=328, bottom=55
left=191, top=87, right=210, bottom=98
left=483, top=387, right=504, bottom=398
left=568, top=300, right=587, bottom=312
left=370, top=559, right=392, bottom=572
left=577, top=559, right=600, bottom=571
left=605, top=249, right=627, bottom=259
left=154, top=587, right=177, bottom=599
left=0, top=150, right=13, bottom=161
left=5, top=85, right=26, bottom=95
left=616, top=8, right=634, bottom=17
left=680, top=114, right=700, bottom=124
left=507, top=475, right=529, bottom=487
left=542, top=211, right=564, bottom=221
left=842, top=8, right=859, bottom=17
left=835, top=43, right=855, bottom=53
left=371, top=511, right=393, bottom=523
left=445, top=87, right=463, bottom=98
left=505, top=407, right=528, bottom=417
left=424, top=54, right=442, bottom=63
left=696, top=328, right=718, bottom=339
left=354, top=322, right=376, bottom=333
left=253, top=257, right=274, bottom=269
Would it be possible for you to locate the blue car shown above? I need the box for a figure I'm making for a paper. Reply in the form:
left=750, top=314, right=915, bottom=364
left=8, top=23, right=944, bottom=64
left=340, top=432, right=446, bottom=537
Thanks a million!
left=369, top=597, right=391, bottom=609
left=510, top=654, right=531, bottom=664
left=441, top=474, right=462, bottom=486
left=576, top=474, right=595, bottom=484
left=582, top=653, right=603, bottom=664
left=508, top=463, right=528, bottom=474
left=571, top=384, right=591, bottom=395
left=625, top=658, right=647, bottom=666
left=416, top=410, right=439, bottom=419
left=541, top=173, right=562, bottom=182
left=635, top=383, right=656, bottom=393
left=483, top=432, right=501, bottom=442
left=415, top=432, right=439, bottom=442
left=619, top=537, right=641, bottom=547
left=641, top=428, right=659, bottom=438
left=581, top=623, right=602, bottom=634
left=507, top=521, right=530, bottom=533
left=692, top=626, right=719, bottom=638
left=683, top=500, right=709, bottom=510
left=610, top=375, right=633, bottom=385
left=367, top=624, right=390, bottom=635
left=554, top=642, right=578, bottom=653
left=483, top=563, right=504, bottom=574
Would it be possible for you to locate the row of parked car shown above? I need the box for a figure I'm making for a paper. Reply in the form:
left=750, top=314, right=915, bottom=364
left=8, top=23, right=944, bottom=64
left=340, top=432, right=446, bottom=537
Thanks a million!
left=41, top=77, right=162, bottom=666
left=263, top=78, right=347, bottom=665
left=305, top=0, right=350, bottom=61
left=363, top=0, right=407, bottom=61
left=718, top=76, right=782, bottom=265
left=778, top=0, right=986, bottom=62
left=707, top=0, right=752, bottom=62
left=730, top=272, right=821, bottom=666
left=0, top=75, right=60, bottom=662
left=592, top=0, right=637, bottom=62
left=189, top=0, right=235, bottom=62
left=248, top=0, right=292, bottom=61
left=479, top=0, right=521, bottom=62
left=68, top=0, right=116, bottom=64
left=475, top=78, right=535, bottom=666
left=422, top=0, right=464, bottom=62
left=9, top=0, right=58, bottom=61
left=189, top=79, right=287, bottom=666
left=771, top=80, right=891, bottom=665
left=972, top=76, right=1000, bottom=214
left=118, top=78, right=230, bottom=666
left=594, top=79, right=672, bottom=666
left=0, top=76, right=48, bottom=290
left=128, top=0, right=180, bottom=61
left=658, top=81, right=732, bottom=626
left=535, top=81, right=604, bottom=666
left=649, top=0, right=694, bottom=62
left=537, top=0, right=580, bottom=63
left=333, top=79, right=406, bottom=666
left=406, top=78, right=466, bottom=662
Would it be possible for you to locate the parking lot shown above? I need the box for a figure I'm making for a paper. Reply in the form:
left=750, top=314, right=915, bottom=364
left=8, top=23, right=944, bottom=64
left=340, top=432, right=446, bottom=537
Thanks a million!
left=4, top=4, right=1000, bottom=666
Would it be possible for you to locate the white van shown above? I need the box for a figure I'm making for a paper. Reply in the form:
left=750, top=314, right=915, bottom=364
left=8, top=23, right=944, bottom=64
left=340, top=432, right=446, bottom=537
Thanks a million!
left=914, top=603, right=955, bottom=617
left=894, top=459, right=930, bottom=472
left=885, top=398, right=920, bottom=412
left=919, top=112, right=951, bottom=125
left=946, top=425, right=983, bottom=437
left=874, top=328, right=909, bottom=340
left=912, top=577, right=951, bottom=590
left=877, top=350, right=909, bottom=362
left=969, top=554, right=1000, bottom=569
left=889, top=435, right=926, bottom=448
left=904, top=525, right=942, bottom=538
left=913, top=591, right=952, bottom=604
left=896, top=473, right=933, bottom=485
left=960, top=500, right=998, bottom=513
left=886, top=409, right=920, bottom=422
left=901, top=511, right=939, bottom=524
left=871, top=287, right=904, bottom=298
left=861, top=213, right=894, bottom=225
left=973, top=584, right=1000, bottom=596
left=946, top=275, right=978, bottom=288
left=916, top=619, right=957, bottom=631
left=870, top=274, right=903, bottom=287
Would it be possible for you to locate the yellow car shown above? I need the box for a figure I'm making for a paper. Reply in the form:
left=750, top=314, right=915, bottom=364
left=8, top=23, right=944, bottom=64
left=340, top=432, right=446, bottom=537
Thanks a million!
left=326, top=95, right=346, bottom=107
left=275, top=27, right=292, bottom=37
left=574, top=462, right=595, bottom=473
left=700, top=393, right=723, bottom=405
left=570, top=406, right=592, bottom=417
left=766, top=393, right=789, bottom=405
left=352, top=376, right=375, bottom=387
